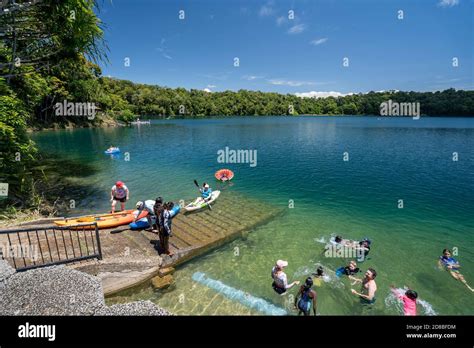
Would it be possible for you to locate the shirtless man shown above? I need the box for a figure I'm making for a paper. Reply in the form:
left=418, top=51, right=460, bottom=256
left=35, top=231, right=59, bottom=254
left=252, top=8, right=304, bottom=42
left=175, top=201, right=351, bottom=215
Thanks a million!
left=350, top=268, right=377, bottom=304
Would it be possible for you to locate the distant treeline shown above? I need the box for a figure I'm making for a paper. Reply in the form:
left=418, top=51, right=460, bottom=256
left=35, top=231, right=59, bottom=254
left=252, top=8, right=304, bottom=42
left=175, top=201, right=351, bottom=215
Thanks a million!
left=102, top=78, right=474, bottom=118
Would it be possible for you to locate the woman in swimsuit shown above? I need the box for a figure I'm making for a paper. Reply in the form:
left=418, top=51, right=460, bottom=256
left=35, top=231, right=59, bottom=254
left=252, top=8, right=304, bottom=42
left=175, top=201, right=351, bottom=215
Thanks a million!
left=294, top=277, right=317, bottom=316
left=271, top=260, right=300, bottom=295
left=438, top=249, right=474, bottom=292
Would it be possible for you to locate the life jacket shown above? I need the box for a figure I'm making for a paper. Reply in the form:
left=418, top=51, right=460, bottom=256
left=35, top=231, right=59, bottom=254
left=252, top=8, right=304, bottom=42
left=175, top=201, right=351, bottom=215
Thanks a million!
left=201, top=188, right=212, bottom=199
left=155, top=205, right=164, bottom=228
left=440, top=256, right=458, bottom=268
left=344, top=266, right=360, bottom=275
left=161, top=209, right=173, bottom=236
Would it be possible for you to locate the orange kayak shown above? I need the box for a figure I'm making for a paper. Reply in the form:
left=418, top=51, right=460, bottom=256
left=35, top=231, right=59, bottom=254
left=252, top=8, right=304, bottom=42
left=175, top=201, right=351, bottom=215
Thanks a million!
left=54, top=209, right=148, bottom=229
left=215, top=168, right=234, bottom=182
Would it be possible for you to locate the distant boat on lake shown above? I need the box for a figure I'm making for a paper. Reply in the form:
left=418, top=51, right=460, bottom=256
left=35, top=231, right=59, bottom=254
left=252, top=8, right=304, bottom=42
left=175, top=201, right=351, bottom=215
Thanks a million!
left=130, top=118, right=151, bottom=125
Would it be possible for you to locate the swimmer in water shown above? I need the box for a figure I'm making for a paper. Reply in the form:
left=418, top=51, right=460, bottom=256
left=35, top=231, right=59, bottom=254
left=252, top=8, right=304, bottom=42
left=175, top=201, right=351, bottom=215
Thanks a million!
left=438, top=249, right=474, bottom=292
left=344, top=261, right=360, bottom=276
left=312, top=266, right=325, bottom=287
left=350, top=268, right=377, bottom=304
left=294, top=277, right=317, bottom=316
left=390, top=286, right=417, bottom=316
left=312, top=266, right=324, bottom=278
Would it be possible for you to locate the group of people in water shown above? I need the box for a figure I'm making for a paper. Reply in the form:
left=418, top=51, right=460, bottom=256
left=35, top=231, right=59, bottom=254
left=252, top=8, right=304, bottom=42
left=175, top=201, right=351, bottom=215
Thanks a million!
left=271, top=235, right=473, bottom=316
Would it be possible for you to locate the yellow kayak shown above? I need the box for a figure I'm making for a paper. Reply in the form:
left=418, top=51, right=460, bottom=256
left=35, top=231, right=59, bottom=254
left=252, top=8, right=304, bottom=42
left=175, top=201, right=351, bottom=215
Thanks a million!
left=54, top=210, right=147, bottom=229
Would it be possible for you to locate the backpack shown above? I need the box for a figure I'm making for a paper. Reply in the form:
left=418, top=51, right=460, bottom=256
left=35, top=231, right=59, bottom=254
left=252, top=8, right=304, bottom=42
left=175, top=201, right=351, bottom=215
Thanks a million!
left=155, top=205, right=165, bottom=228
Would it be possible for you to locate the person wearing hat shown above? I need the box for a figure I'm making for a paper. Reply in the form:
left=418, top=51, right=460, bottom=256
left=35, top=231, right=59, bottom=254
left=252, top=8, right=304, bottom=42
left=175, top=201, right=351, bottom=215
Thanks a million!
left=294, top=277, right=318, bottom=316
left=134, top=198, right=159, bottom=232
left=271, top=260, right=300, bottom=295
left=199, top=182, right=213, bottom=201
left=110, top=181, right=129, bottom=213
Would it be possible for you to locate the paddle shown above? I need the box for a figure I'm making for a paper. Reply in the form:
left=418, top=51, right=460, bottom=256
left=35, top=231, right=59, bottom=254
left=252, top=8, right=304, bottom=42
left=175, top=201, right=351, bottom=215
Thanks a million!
left=194, top=179, right=212, bottom=210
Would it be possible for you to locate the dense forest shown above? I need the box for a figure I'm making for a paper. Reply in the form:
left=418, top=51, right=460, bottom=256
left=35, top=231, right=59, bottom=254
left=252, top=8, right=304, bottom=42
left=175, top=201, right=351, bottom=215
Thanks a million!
left=102, top=78, right=474, bottom=118
left=0, top=0, right=107, bottom=211
left=0, top=0, right=473, bottom=213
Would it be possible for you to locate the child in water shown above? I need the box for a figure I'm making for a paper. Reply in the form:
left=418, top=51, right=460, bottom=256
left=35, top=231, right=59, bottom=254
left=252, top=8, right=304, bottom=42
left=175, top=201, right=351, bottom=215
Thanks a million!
left=312, top=266, right=324, bottom=287
left=438, top=249, right=474, bottom=292
left=294, top=277, right=317, bottom=316
left=390, top=286, right=417, bottom=316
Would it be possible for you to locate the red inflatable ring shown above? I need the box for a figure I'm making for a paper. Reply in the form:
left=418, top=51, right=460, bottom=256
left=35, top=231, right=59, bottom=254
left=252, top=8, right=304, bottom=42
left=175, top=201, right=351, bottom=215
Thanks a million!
left=215, top=169, right=234, bottom=182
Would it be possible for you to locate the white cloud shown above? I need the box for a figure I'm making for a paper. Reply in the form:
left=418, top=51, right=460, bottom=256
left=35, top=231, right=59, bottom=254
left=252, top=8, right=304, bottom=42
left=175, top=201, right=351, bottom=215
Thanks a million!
left=288, top=24, right=306, bottom=34
left=438, top=0, right=459, bottom=7
left=198, top=72, right=231, bottom=81
left=295, top=91, right=353, bottom=98
left=207, top=84, right=216, bottom=88
left=259, top=2, right=275, bottom=17
left=242, top=75, right=264, bottom=81
left=157, top=38, right=173, bottom=59
left=310, top=38, right=328, bottom=46
left=203, top=88, right=212, bottom=93
left=269, top=79, right=316, bottom=87
left=276, top=16, right=286, bottom=26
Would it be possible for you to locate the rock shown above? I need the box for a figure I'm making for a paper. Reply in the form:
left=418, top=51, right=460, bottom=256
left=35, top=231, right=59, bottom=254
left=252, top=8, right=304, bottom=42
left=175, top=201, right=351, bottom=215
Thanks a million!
left=151, top=274, right=174, bottom=290
left=158, top=267, right=175, bottom=277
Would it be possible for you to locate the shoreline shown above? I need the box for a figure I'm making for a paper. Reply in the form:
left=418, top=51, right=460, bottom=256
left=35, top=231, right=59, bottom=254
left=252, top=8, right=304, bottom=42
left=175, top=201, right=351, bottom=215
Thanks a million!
left=26, top=114, right=474, bottom=134
left=26, top=116, right=124, bottom=133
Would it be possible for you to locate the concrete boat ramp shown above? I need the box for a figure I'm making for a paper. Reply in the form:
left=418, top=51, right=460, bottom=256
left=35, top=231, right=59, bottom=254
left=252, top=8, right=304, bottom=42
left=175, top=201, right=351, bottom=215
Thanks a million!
left=3, top=192, right=283, bottom=297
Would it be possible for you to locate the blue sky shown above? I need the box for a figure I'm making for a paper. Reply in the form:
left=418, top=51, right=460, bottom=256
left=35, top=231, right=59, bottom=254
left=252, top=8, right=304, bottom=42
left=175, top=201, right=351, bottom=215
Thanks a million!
left=98, top=0, right=473, bottom=96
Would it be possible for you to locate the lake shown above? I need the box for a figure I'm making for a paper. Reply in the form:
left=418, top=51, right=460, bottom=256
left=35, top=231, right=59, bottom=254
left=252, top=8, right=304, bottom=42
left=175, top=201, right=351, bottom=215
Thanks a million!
left=31, top=116, right=474, bottom=315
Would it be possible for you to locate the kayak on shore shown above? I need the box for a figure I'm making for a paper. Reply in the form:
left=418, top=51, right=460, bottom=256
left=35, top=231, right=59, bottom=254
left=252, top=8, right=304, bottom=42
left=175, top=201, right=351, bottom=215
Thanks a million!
left=130, top=204, right=181, bottom=230
left=54, top=209, right=147, bottom=229
left=184, top=190, right=220, bottom=212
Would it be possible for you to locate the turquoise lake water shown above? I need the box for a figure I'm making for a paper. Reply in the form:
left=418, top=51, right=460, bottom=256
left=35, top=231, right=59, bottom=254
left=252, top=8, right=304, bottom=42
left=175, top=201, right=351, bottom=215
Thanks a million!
left=31, top=116, right=474, bottom=315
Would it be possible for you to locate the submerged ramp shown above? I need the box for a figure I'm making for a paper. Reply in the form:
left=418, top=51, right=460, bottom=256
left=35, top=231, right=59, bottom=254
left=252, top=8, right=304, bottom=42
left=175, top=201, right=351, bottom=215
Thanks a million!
left=157, top=190, right=284, bottom=268
left=192, top=272, right=287, bottom=316
left=73, top=190, right=284, bottom=295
